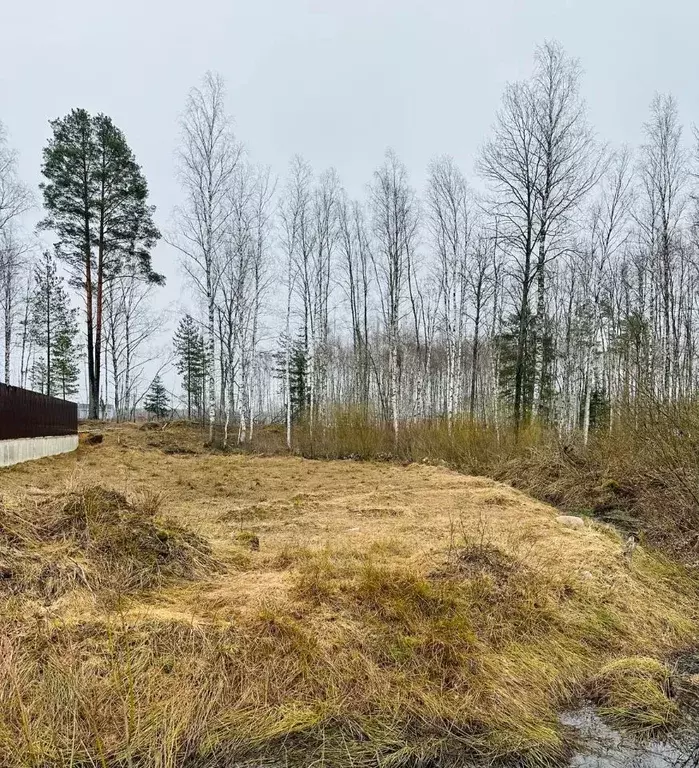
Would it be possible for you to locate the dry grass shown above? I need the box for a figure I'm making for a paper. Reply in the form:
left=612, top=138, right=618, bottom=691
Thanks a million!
left=0, top=422, right=698, bottom=767
left=248, top=406, right=699, bottom=562
left=589, top=657, right=680, bottom=734
left=0, top=485, right=218, bottom=607
left=490, top=407, right=699, bottom=561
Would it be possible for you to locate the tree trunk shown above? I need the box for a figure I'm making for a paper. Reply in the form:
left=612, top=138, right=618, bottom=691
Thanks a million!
left=3, top=268, right=11, bottom=384
left=207, top=285, right=216, bottom=444
left=390, top=326, right=399, bottom=444
left=285, top=262, right=293, bottom=450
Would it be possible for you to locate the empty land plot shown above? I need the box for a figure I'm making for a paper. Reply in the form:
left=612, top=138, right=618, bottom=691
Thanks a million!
left=0, top=423, right=697, bottom=767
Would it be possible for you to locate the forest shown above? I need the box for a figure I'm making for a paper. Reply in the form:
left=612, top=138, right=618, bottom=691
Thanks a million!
left=0, top=41, right=698, bottom=449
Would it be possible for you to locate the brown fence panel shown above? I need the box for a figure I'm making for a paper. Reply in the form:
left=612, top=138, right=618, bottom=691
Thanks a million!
left=0, top=384, right=78, bottom=440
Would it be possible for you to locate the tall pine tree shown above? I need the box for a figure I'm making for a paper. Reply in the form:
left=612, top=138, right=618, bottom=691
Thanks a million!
left=40, top=109, right=163, bottom=418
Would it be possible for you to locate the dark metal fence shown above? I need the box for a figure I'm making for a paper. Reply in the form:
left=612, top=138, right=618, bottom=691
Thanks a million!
left=0, top=384, right=78, bottom=440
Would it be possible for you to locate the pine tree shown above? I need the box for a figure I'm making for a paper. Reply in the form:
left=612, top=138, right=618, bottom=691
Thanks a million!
left=145, top=375, right=169, bottom=420
left=40, top=109, right=163, bottom=418
left=29, top=251, right=80, bottom=399
left=173, top=314, right=205, bottom=420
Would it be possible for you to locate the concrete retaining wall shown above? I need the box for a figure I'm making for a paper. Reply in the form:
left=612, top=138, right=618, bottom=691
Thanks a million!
left=0, top=434, right=79, bottom=467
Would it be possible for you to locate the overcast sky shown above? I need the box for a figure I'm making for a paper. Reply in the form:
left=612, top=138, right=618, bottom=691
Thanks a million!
left=2, top=0, right=698, bottom=390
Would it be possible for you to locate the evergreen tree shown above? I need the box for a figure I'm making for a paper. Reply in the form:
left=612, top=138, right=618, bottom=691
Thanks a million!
left=173, top=314, right=205, bottom=420
left=52, top=325, right=80, bottom=400
left=290, top=336, right=309, bottom=421
left=30, top=357, right=48, bottom=395
left=275, top=331, right=309, bottom=422
left=496, top=309, right=536, bottom=420
left=29, top=251, right=80, bottom=399
left=40, top=109, right=163, bottom=418
left=145, top=375, right=169, bottom=420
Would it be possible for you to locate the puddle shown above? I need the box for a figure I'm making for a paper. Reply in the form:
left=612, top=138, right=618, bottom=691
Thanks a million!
left=562, top=707, right=699, bottom=767
left=560, top=651, right=699, bottom=767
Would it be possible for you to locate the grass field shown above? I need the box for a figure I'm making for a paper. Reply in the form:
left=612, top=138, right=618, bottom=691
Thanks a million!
left=1, top=422, right=698, bottom=767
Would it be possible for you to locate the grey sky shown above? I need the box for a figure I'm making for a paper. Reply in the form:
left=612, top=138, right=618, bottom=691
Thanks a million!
left=2, top=0, right=698, bottom=378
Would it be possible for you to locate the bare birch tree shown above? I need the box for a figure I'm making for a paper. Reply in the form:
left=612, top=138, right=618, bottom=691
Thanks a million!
left=338, top=193, right=372, bottom=409
left=0, top=123, right=32, bottom=384
left=370, top=150, right=419, bottom=442
left=104, top=274, right=161, bottom=419
left=279, top=157, right=313, bottom=447
left=530, top=41, right=601, bottom=420
left=427, top=156, right=471, bottom=430
left=172, top=72, right=242, bottom=442
left=579, top=149, right=633, bottom=443
left=0, top=227, right=32, bottom=384
left=0, top=122, right=32, bottom=234
left=478, top=80, right=541, bottom=431
left=638, top=94, right=689, bottom=401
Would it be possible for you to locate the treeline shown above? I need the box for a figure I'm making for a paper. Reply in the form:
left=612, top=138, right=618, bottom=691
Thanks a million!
left=173, top=42, right=699, bottom=446
left=2, top=41, right=699, bottom=441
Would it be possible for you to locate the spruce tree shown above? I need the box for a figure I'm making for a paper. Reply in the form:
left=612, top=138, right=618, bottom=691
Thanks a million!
left=496, top=309, right=536, bottom=420
left=173, top=314, right=205, bottom=420
left=275, top=331, right=309, bottom=423
left=52, top=324, right=80, bottom=399
left=145, top=375, right=169, bottom=420
left=29, top=251, right=80, bottom=399
left=40, top=109, right=163, bottom=418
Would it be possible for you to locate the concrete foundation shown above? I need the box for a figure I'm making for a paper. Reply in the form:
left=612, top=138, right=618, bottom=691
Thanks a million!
left=0, top=434, right=79, bottom=467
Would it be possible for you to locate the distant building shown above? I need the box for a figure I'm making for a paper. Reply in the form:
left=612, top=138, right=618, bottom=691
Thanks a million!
left=78, top=403, right=116, bottom=421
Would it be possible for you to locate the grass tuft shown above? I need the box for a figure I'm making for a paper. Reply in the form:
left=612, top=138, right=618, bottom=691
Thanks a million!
left=590, top=656, right=680, bottom=733
left=235, top=529, right=260, bottom=551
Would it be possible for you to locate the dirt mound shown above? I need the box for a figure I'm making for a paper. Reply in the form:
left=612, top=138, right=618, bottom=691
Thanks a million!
left=0, top=486, right=220, bottom=602
left=434, top=541, right=524, bottom=584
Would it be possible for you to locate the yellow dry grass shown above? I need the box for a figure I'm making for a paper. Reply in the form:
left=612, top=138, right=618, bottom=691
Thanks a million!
left=0, top=422, right=697, bottom=767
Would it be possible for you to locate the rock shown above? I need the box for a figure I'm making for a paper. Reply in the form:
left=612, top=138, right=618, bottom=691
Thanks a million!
left=556, top=515, right=585, bottom=529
